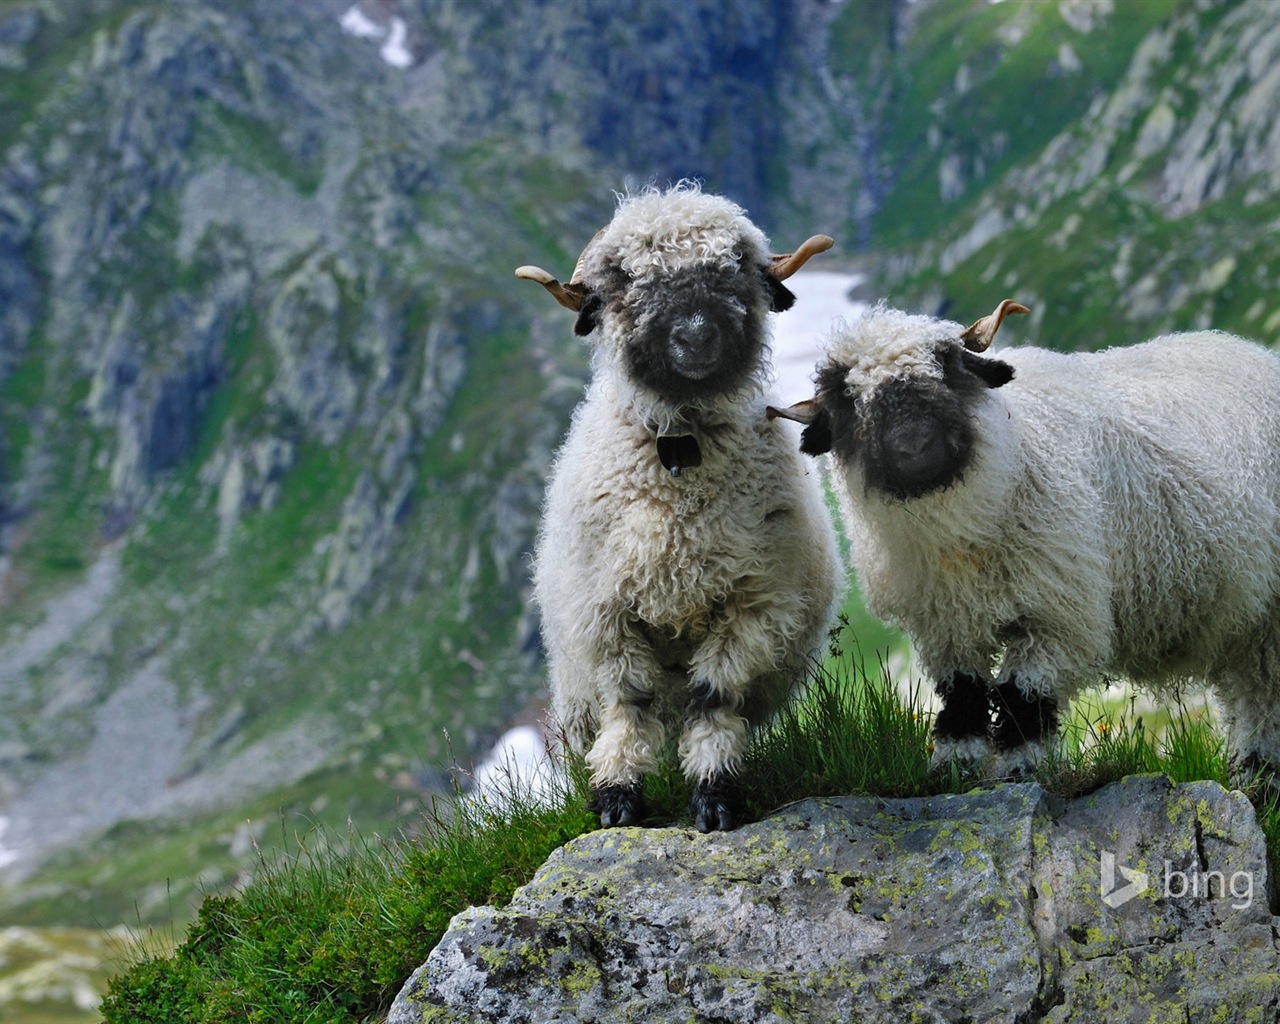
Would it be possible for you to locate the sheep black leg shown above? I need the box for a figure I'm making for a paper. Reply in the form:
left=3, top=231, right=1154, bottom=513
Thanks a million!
left=592, top=782, right=645, bottom=828
left=932, top=670, right=990, bottom=754
left=585, top=683, right=660, bottom=828
left=690, top=773, right=743, bottom=833
left=930, top=670, right=992, bottom=774
left=990, top=677, right=1058, bottom=775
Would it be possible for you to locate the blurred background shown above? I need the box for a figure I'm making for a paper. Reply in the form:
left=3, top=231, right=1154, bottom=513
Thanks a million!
left=0, top=0, right=1274, bottom=1017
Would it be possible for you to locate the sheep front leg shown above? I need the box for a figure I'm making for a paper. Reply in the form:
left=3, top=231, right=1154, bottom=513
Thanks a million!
left=680, top=677, right=750, bottom=832
left=989, top=615, right=1107, bottom=775
left=990, top=676, right=1059, bottom=774
left=683, top=592, right=801, bottom=831
left=989, top=651, right=1068, bottom=776
left=584, top=640, right=666, bottom=828
left=588, top=703, right=659, bottom=827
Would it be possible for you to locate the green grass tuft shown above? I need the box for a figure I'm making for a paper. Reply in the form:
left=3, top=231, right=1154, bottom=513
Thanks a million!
left=101, top=762, right=598, bottom=1024
left=747, top=648, right=934, bottom=807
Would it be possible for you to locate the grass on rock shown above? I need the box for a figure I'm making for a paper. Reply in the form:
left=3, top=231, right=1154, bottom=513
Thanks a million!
left=100, top=622, right=1280, bottom=1024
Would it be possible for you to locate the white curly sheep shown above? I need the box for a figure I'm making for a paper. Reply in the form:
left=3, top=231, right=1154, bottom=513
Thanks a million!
left=773, top=299, right=1280, bottom=775
left=518, top=183, right=841, bottom=830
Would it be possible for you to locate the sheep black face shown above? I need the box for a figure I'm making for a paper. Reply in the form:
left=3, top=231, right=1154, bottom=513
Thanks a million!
left=801, top=344, right=1014, bottom=500
left=598, top=261, right=793, bottom=403
left=518, top=188, right=827, bottom=415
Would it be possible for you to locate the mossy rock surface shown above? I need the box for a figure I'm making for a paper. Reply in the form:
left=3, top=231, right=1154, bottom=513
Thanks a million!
left=391, top=776, right=1280, bottom=1024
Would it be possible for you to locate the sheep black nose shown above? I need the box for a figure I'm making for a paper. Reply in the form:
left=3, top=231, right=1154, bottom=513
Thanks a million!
left=669, top=316, right=722, bottom=378
left=671, top=317, right=718, bottom=354
left=885, top=420, right=948, bottom=481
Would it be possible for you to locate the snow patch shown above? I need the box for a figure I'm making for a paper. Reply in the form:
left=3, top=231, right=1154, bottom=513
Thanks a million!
left=0, top=819, right=19, bottom=869
left=380, top=18, right=413, bottom=69
left=339, top=6, right=383, bottom=40
left=468, top=726, right=564, bottom=810
left=340, top=5, right=413, bottom=69
left=770, top=271, right=868, bottom=403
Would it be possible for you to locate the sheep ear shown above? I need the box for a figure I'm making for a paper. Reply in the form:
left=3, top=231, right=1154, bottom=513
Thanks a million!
left=766, top=400, right=832, bottom=456
left=573, top=293, right=603, bottom=337
left=960, top=350, right=1015, bottom=389
left=763, top=271, right=797, bottom=312
left=799, top=413, right=833, bottom=456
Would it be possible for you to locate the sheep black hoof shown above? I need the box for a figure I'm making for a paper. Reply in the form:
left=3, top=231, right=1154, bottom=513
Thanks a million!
left=593, top=783, right=644, bottom=828
left=690, top=776, right=743, bottom=833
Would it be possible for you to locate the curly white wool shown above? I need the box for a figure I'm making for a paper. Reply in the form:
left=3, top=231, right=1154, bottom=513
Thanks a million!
left=596, top=183, right=765, bottom=280
left=823, top=306, right=954, bottom=394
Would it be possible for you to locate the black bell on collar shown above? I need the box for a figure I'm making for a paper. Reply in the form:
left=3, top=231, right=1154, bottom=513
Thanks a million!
left=656, top=433, right=703, bottom=477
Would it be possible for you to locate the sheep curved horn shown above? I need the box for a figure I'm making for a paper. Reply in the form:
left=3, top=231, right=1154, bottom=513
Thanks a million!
left=768, top=235, right=835, bottom=281
left=514, top=229, right=605, bottom=312
left=570, top=229, right=606, bottom=284
left=960, top=299, right=1030, bottom=353
left=765, top=399, right=822, bottom=424
left=514, top=265, right=588, bottom=311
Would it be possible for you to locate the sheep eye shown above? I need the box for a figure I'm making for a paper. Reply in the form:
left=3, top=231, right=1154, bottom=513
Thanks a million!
left=813, top=363, right=850, bottom=403
left=598, top=261, right=630, bottom=292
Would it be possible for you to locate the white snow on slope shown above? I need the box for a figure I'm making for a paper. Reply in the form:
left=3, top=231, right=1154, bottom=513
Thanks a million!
left=340, top=5, right=413, bottom=69
left=770, top=270, right=867, bottom=404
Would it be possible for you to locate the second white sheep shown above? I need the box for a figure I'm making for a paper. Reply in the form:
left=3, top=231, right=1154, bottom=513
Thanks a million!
left=773, top=300, right=1280, bottom=775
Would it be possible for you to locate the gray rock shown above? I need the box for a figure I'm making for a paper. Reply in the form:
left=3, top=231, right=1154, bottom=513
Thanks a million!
left=319, top=467, right=415, bottom=630
left=0, top=7, right=39, bottom=48
left=390, top=777, right=1280, bottom=1024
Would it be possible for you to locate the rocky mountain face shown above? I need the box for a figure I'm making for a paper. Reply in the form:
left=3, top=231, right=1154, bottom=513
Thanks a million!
left=391, top=776, right=1280, bottom=1024
left=876, top=0, right=1280, bottom=350
left=394, top=0, right=798, bottom=219
left=0, top=0, right=540, bottom=917
left=0, top=0, right=858, bottom=929
left=0, top=0, right=1274, bottom=953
